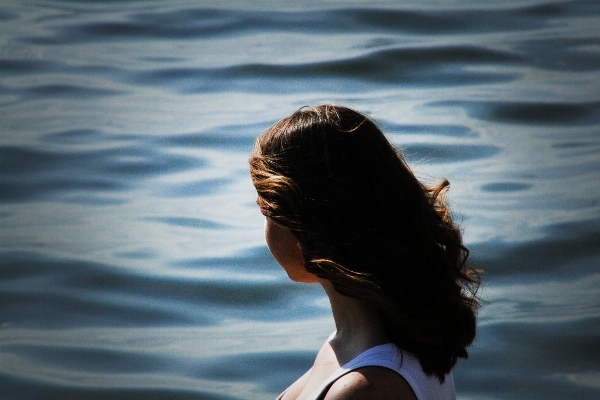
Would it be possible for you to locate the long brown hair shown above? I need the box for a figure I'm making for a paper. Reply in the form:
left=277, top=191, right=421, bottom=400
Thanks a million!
left=249, top=104, right=481, bottom=382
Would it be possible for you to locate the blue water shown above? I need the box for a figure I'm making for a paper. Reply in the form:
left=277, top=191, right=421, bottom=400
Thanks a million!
left=1, top=1, right=599, bottom=399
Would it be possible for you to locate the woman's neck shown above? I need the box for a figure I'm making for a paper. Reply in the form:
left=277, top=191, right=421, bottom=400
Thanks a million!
left=320, top=280, right=391, bottom=363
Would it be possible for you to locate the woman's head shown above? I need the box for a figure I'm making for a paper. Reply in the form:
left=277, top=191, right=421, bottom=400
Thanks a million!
left=249, top=104, right=480, bottom=381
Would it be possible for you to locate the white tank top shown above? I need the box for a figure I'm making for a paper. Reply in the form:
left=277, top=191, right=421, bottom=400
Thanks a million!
left=276, top=343, right=456, bottom=400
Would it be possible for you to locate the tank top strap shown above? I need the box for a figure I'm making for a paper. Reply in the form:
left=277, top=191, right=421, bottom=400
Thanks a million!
left=305, top=343, right=406, bottom=400
left=276, top=343, right=455, bottom=400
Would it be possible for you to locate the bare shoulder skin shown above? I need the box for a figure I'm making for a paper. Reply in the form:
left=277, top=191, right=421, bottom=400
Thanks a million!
left=324, top=367, right=417, bottom=400
left=280, top=340, right=345, bottom=400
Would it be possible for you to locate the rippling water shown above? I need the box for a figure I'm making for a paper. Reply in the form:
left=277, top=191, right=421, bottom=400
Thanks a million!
left=1, top=1, right=599, bottom=399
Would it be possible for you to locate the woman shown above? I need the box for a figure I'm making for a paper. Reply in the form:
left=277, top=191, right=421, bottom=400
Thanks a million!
left=249, top=105, right=481, bottom=400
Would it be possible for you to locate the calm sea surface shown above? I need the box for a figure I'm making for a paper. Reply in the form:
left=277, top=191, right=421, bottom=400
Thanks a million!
left=1, top=1, right=599, bottom=399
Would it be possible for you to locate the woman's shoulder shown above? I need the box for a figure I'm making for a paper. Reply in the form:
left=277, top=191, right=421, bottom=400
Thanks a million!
left=324, top=366, right=418, bottom=400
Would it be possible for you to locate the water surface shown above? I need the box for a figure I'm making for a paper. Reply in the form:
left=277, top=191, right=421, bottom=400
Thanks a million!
left=1, top=1, right=599, bottom=399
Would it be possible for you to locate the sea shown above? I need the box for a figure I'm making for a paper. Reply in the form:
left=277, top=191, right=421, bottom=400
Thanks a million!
left=1, top=1, right=599, bottom=399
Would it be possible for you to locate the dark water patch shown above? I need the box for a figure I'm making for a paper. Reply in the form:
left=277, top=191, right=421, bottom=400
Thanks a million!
left=0, top=253, right=210, bottom=327
left=402, top=143, right=500, bottom=163
left=384, top=123, right=478, bottom=138
left=0, top=289, right=199, bottom=328
left=1, top=344, right=313, bottom=395
left=2, top=146, right=67, bottom=175
left=337, top=3, right=569, bottom=34
left=145, top=217, right=229, bottom=230
left=0, top=145, right=205, bottom=177
left=480, top=182, right=533, bottom=192
left=22, top=8, right=250, bottom=44
left=22, top=84, right=125, bottom=99
left=486, top=102, right=600, bottom=125
left=481, top=318, right=600, bottom=371
left=43, top=129, right=111, bottom=144
left=0, top=254, right=183, bottom=327
left=140, top=56, right=187, bottom=63
left=195, top=351, right=313, bottom=392
left=114, top=249, right=158, bottom=260
left=58, top=195, right=129, bottom=206
left=78, top=269, right=283, bottom=308
left=154, top=45, right=518, bottom=87
left=3, top=344, right=165, bottom=374
left=158, top=178, right=233, bottom=197
left=135, top=46, right=521, bottom=93
left=0, top=58, right=122, bottom=83
left=0, top=179, right=124, bottom=203
left=431, top=100, right=600, bottom=125
left=0, top=252, right=308, bottom=328
left=156, top=123, right=265, bottom=150
left=0, top=59, right=56, bottom=74
left=455, top=317, right=600, bottom=400
left=470, top=218, right=600, bottom=278
left=361, top=37, right=397, bottom=49
left=552, top=140, right=600, bottom=157
left=0, top=252, right=92, bottom=280
left=0, top=375, right=241, bottom=400
left=0, top=145, right=206, bottom=203
left=20, top=3, right=580, bottom=46
left=0, top=7, right=19, bottom=21
left=516, top=36, right=600, bottom=72
left=552, top=140, right=595, bottom=149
